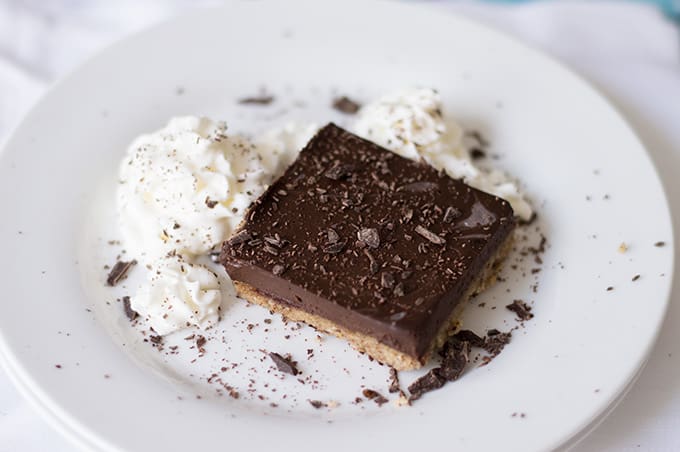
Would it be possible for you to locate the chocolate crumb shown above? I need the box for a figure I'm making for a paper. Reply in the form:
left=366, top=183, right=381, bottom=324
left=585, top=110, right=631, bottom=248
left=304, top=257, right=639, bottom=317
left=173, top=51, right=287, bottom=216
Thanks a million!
left=106, top=260, right=137, bottom=286
left=332, top=96, right=361, bottom=114
left=606, top=286, right=614, bottom=292
left=655, top=241, right=666, bottom=247
left=205, top=197, right=218, bottom=209
left=269, top=352, right=299, bottom=376
left=632, top=274, right=640, bottom=282
left=388, top=368, right=401, bottom=393
left=149, top=335, right=162, bottom=345
left=506, top=300, right=534, bottom=321
left=122, top=296, right=137, bottom=321
left=415, top=225, right=446, bottom=245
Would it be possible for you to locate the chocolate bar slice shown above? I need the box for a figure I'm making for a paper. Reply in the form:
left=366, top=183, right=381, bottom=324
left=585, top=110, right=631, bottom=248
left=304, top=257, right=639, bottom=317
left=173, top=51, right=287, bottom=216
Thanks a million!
left=220, top=124, right=515, bottom=370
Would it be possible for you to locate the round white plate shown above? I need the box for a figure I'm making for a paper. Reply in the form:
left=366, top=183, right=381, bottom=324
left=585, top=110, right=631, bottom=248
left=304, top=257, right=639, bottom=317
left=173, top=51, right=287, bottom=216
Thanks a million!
left=0, top=1, right=673, bottom=451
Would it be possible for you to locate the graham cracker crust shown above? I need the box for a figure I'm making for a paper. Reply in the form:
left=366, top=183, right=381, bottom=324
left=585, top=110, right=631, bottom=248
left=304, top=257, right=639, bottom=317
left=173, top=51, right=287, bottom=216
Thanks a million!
left=234, top=233, right=514, bottom=371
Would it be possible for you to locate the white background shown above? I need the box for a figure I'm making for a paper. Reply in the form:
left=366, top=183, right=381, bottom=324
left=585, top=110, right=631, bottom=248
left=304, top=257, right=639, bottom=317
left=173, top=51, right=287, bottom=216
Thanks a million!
left=0, top=1, right=678, bottom=450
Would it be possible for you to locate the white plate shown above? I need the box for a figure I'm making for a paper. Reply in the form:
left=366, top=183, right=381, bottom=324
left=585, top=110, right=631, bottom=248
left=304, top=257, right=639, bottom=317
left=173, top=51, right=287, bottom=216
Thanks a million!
left=0, top=1, right=673, bottom=451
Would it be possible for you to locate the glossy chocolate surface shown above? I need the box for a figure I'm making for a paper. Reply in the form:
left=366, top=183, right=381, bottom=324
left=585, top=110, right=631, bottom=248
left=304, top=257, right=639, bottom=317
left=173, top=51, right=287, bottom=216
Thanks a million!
left=220, top=124, right=515, bottom=359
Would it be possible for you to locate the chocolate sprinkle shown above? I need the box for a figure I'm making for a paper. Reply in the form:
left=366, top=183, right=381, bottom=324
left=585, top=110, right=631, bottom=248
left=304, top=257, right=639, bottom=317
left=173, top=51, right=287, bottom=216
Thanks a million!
left=332, top=96, right=361, bottom=114
left=106, top=260, right=137, bottom=286
left=269, top=352, right=299, bottom=376
left=122, top=296, right=137, bottom=321
left=506, top=299, right=534, bottom=321
left=415, top=225, right=446, bottom=245
left=655, top=241, right=666, bottom=247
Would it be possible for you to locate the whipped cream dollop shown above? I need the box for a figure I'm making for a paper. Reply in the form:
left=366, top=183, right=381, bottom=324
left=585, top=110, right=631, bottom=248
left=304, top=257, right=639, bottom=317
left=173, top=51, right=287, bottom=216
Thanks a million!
left=117, top=116, right=271, bottom=335
left=353, top=88, right=532, bottom=220
left=131, top=253, right=222, bottom=335
left=118, top=116, right=270, bottom=261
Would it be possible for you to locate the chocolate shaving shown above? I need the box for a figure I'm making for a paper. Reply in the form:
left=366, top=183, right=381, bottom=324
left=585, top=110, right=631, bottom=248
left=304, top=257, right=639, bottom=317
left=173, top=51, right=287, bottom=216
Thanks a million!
left=122, top=296, right=137, bottom=321
left=309, top=400, right=325, bottom=409
left=451, top=329, right=485, bottom=348
left=363, top=249, right=379, bottom=274
left=362, top=389, right=388, bottom=406
left=415, top=225, right=446, bottom=245
left=443, top=207, right=462, bottom=223
left=483, top=331, right=512, bottom=357
left=332, top=96, right=361, bottom=114
left=381, top=271, right=395, bottom=289
left=238, top=94, right=274, bottom=105
left=357, top=228, right=380, bottom=249
left=196, top=335, right=207, bottom=349
left=106, top=260, right=137, bottom=286
left=408, top=369, right=445, bottom=402
left=322, top=240, right=346, bottom=254
left=388, top=368, right=401, bottom=393
left=324, top=163, right=354, bottom=180
left=399, top=181, right=438, bottom=193
left=506, top=300, right=534, bottom=321
left=269, top=352, right=299, bottom=376
left=327, top=228, right=340, bottom=244
left=439, top=341, right=470, bottom=381
left=149, top=335, right=162, bottom=345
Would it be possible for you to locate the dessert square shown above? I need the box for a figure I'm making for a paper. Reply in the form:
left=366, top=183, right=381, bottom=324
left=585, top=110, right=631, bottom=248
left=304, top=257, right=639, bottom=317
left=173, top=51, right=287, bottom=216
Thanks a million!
left=220, top=124, right=515, bottom=370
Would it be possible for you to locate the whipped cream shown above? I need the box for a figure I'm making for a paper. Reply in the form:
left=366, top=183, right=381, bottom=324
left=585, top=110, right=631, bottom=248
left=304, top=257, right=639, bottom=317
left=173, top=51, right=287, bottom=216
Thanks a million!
left=131, top=253, right=221, bottom=335
left=118, top=116, right=270, bottom=261
left=118, top=116, right=271, bottom=335
left=255, top=121, right=318, bottom=179
left=353, top=88, right=532, bottom=220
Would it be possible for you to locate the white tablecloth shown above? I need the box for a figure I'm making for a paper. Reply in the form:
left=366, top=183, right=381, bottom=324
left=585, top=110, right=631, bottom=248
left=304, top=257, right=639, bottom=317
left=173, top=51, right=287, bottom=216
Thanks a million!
left=1, top=1, right=679, bottom=450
